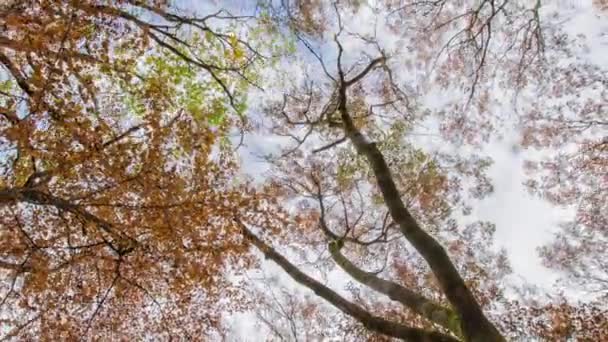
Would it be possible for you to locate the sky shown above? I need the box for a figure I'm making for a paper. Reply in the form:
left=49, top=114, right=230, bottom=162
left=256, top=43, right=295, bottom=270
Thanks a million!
left=471, top=0, right=607, bottom=289
left=234, top=0, right=602, bottom=280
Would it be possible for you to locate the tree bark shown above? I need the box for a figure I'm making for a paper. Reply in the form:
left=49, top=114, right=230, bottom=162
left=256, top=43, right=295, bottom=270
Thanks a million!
left=335, top=58, right=505, bottom=342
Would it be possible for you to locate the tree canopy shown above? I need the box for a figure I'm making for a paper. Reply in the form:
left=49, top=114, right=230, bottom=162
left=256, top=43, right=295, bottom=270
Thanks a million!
left=0, top=0, right=606, bottom=341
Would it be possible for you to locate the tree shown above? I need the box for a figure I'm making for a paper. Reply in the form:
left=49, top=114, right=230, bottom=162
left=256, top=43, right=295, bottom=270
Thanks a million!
left=521, top=36, right=607, bottom=297
left=1, top=1, right=606, bottom=341
left=239, top=1, right=607, bottom=341
left=238, top=2, right=506, bottom=340
left=387, top=0, right=608, bottom=298
left=0, top=0, right=283, bottom=338
left=389, top=0, right=608, bottom=298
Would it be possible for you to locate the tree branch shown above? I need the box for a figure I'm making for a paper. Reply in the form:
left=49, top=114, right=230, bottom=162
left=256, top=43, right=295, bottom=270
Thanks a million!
left=328, top=242, right=462, bottom=337
left=236, top=219, right=459, bottom=342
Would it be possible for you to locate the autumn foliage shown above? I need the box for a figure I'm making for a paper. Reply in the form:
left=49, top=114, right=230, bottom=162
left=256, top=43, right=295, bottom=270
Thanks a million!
left=0, top=0, right=279, bottom=338
left=1, top=0, right=607, bottom=341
